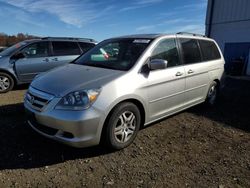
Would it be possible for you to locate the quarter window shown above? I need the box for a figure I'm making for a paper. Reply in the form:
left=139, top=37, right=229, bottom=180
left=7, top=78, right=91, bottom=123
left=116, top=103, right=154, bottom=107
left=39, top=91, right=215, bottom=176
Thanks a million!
left=179, top=38, right=201, bottom=64
left=198, top=40, right=221, bottom=61
left=52, top=41, right=81, bottom=56
left=151, top=38, right=180, bottom=68
left=21, top=42, right=49, bottom=58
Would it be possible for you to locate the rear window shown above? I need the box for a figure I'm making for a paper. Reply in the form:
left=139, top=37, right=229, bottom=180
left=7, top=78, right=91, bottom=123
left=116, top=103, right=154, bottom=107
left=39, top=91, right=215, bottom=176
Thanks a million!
left=179, top=38, right=202, bottom=64
left=52, top=41, right=81, bottom=56
left=198, top=40, right=221, bottom=61
left=79, top=42, right=95, bottom=54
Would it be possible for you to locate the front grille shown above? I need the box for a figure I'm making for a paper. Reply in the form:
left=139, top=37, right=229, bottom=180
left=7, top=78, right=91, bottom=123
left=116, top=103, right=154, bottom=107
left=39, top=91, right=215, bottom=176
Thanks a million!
left=25, top=87, right=54, bottom=112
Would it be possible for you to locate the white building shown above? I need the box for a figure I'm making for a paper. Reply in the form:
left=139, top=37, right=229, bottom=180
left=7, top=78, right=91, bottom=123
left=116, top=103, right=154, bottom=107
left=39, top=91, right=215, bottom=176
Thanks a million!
left=206, top=0, right=250, bottom=75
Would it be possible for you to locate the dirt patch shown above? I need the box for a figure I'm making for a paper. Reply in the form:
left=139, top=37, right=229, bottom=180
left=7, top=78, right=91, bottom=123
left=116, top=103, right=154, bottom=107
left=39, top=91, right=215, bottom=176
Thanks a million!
left=0, top=78, right=249, bottom=187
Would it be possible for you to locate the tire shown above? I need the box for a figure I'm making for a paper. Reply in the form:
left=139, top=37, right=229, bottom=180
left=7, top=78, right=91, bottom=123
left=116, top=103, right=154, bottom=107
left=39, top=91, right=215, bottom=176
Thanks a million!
left=0, top=72, right=14, bottom=93
left=104, top=102, right=141, bottom=150
left=205, top=81, right=218, bottom=106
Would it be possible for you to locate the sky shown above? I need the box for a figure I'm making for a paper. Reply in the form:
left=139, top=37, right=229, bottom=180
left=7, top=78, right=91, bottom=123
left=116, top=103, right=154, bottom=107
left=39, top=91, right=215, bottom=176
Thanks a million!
left=0, top=0, right=208, bottom=41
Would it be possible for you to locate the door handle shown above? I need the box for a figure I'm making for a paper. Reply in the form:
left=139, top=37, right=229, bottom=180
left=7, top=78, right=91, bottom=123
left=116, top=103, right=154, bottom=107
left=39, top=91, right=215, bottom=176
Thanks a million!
left=42, top=58, right=49, bottom=62
left=51, top=58, right=58, bottom=61
left=175, top=72, right=183, bottom=76
left=187, top=69, right=194, bottom=74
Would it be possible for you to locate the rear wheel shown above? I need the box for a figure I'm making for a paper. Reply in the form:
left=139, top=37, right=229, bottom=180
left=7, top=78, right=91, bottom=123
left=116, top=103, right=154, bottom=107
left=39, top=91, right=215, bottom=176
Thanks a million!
left=104, top=102, right=141, bottom=150
left=206, top=81, right=218, bottom=106
left=0, top=72, right=14, bottom=93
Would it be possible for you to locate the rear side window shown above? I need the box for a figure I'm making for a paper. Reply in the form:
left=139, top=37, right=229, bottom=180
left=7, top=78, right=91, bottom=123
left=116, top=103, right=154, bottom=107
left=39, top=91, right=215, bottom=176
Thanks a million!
left=198, top=40, right=221, bottom=61
left=52, top=41, right=81, bottom=56
left=179, top=38, right=201, bottom=64
left=79, top=42, right=95, bottom=54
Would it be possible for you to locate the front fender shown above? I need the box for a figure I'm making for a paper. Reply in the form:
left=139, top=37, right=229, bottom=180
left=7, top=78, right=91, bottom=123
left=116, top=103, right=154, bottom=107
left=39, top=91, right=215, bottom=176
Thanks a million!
left=0, top=58, right=19, bottom=84
left=104, top=94, right=148, bottom=123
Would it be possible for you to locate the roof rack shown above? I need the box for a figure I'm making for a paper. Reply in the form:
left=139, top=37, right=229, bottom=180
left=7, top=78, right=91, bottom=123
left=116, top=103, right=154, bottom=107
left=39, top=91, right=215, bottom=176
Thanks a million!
left=176, top=32, right=207, bottom=38
left=41, top=37, right=96, bottom=43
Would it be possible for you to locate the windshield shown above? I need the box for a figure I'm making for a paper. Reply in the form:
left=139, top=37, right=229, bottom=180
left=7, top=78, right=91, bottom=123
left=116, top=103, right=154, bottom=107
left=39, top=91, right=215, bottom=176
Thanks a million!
left=74, top=38, right=152, bottom=71
left=0, top=41, right=28, bottom=56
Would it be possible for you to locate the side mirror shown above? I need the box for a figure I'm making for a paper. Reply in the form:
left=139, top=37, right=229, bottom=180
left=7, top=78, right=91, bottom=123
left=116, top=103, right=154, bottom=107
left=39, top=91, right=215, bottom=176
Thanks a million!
left=11, top=52, right=25, bottom=60
left=149, top=59, right=168, bottom=70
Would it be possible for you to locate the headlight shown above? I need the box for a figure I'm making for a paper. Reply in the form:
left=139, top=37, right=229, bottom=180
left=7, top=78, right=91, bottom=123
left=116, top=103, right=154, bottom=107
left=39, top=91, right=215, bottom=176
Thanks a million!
left=55, top=89, right=101, bottom=110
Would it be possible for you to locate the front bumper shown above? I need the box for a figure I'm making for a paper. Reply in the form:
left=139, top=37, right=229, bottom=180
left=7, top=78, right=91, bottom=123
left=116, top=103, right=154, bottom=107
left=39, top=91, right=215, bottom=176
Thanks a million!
left=24, top=97, right=105, bottom=148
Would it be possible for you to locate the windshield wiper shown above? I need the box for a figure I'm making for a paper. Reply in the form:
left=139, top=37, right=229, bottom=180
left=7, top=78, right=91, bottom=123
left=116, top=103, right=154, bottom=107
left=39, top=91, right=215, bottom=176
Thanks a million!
left=84, top=63, right=113, bottom=69
left=79, top=62, right=122, bottom=71
left=93, top=64, right=112, bottom=69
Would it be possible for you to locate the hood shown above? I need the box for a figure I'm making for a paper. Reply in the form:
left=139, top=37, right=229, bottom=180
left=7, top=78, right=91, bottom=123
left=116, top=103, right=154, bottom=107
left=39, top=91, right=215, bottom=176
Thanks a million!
left=31, top=64, right=124, bottom=97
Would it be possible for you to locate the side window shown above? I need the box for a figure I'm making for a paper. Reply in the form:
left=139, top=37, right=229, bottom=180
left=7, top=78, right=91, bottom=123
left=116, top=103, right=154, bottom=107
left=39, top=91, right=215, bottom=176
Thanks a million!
left=79, top=42, right=95, bottom=54
left=52, top=41, right=81, bottom=56
left=198, top=40, right=221, bottom=61
left=179, top=38, right=201, bottom=64
left=21, top=42, right=49, bottom=58
left=151, top=38, right=180, bottom=68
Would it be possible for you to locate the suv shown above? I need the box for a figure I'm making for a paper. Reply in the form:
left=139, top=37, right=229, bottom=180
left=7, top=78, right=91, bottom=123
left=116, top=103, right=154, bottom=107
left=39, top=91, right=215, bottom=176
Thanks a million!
left=0, top=37, right=96, bottom=93
left=24, top=33, right=224, bottom=150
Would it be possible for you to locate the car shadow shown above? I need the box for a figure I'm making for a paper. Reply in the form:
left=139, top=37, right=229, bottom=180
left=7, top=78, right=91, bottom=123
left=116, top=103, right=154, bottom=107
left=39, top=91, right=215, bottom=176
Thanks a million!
left=13, top=83, right=29, bottom=91
left=187, top=77, right=250, bottom=132
left=0, top=103, right=111, bottom=170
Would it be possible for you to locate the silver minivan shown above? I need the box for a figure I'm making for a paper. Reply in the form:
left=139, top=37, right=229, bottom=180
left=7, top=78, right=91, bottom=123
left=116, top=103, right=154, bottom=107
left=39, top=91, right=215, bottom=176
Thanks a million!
left=0, top=37, right=96, bottom=93
left=24, top=33, right=224, bottom=150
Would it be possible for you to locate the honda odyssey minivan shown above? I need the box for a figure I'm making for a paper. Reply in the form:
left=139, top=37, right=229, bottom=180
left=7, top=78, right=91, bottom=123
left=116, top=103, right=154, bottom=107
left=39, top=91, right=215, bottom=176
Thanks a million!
left=0, top=37, right=96, bottom=93
left=24, top=33, right=224, bottom=150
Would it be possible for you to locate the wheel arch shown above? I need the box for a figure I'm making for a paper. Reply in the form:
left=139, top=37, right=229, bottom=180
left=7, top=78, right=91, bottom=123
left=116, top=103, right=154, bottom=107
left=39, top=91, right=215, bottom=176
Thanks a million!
left=213, top=78, right=220, bottom=87
left=0, top=69, right=17, bottom=86
left=100, top=98, right=146, bottom=143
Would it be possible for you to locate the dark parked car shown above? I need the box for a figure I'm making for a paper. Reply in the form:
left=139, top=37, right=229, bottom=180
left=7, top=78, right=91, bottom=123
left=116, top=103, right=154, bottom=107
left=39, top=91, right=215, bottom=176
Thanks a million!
left=0, top=37, right=96, bottom=93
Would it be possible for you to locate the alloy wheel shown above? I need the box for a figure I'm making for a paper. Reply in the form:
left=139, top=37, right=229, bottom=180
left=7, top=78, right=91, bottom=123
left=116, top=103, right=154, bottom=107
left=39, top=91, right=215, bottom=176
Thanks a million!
left=207, top=85, right=217, bottom=105
left=114, top=111, right=136, bottom=143
left=0, top=76, right=10, bottom=92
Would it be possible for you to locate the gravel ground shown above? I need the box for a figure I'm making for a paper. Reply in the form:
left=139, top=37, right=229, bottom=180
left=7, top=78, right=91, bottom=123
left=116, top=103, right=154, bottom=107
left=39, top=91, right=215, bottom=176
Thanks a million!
left=0, top=77, right=249, bottom=188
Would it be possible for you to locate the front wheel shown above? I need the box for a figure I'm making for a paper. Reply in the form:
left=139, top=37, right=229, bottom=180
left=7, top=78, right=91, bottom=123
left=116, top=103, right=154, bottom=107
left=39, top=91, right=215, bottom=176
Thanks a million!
left=205, top=81, right=218, bottom=106
left=104, top=102, right=141, bottom=150
left=0, top=73, right=14, bottom=93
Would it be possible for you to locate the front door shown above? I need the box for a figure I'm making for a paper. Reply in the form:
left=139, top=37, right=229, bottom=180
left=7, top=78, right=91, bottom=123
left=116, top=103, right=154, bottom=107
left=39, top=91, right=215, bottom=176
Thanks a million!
left=146, top=38, right=186, bottom=122
left=15, top=41, right=51, bottom=82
